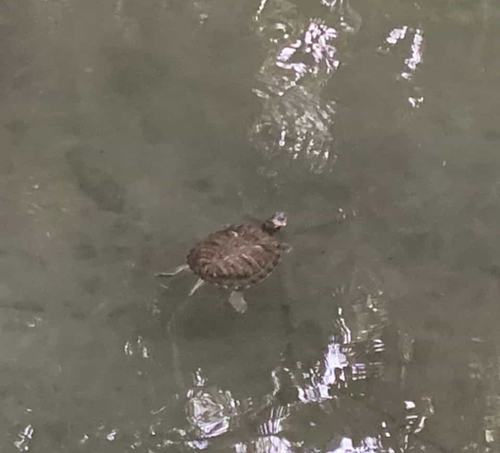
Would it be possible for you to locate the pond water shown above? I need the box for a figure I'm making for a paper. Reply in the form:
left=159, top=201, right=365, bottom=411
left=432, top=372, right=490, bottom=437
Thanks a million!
left=1, top=0, right=500, bottom=451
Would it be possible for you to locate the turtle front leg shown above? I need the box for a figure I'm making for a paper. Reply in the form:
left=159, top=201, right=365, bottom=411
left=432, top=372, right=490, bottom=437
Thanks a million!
left=155, top=264, right=190, bottom=278
left=229, top=291, right=248, bottom=313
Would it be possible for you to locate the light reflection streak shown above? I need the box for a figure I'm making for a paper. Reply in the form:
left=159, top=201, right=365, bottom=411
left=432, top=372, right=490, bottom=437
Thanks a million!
left=253, top=435, right=295, bottom=452
left=275, top=20, right=339, bottom=77
left=383, top=26, right=408, bottom=47
left=257, top=0, right=269, bottom=18
left=379, top=26, right=426, bottom=108
left=78, top=434, right=89, bottom=445
left=302, top=342, right=348, bottom=402
left=250, top=0, right=360, bottom=174
left=266, top=281, right=433, bottom=452
left=13, top=425, right=34, bottom=452
left=180, top=370, right=241, bottom=441
left=106, top=429, right=118, bottom=441
left=402, top=29, right=424, bottom=79
left=327, top=436, right=383, bottom=453
left=123, top=335, right=150, bottom=358
left=291, top=305, right=381, bottom=405
left=96, top=283, right=434, bottom=452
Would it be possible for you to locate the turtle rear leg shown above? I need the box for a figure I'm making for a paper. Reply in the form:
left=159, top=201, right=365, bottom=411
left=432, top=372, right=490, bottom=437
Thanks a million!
left=189, top=278, right=205, bottom=296
left=229, top=291, right=248, bottom=313
left=156, top=264, right=190, bottom=278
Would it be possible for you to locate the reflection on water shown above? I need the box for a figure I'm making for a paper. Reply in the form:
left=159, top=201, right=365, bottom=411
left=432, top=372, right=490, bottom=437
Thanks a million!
left=249, top=0, right=427, bottom=175
left=377, top=26, right=425, bottom=108
left=14, top=425, right=34, bottom=452
left=250, top=0, right=359, bottom=173
left=157, top=267, right=434, bottom=452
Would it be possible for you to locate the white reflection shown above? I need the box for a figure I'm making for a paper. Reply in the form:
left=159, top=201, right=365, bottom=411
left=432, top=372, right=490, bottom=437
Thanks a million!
left=257, top=0, right=269, bottom=18
left=384, top=26, right=408, bottom=46
left=276, top=20, right=339, bottom=78
left=291, top=304, right=389, bottom=405
left=379, top=26, right=426, bottom=108
left=408, top=96, right=424, bottom=108
left=185, top=383, right=237, bottom=438
left=327, top=436, right=382, bottom=453
left=14, top=424, right=34, bottom=452
left=320, top=0, right=362, bottom=34
left=402, top=29, right=424, bottom=80
left=78, top=434, right=89, bottom=445
left=253, top=435, right=294, bottom=453
left=295, top=310, right=352, bottom=403
left=156, top=284, right=434, bottom=452
left=250, top=85, right=337, bottom=173
left=124, top=341, right=133, bottom=355
left=106, top=429, right=118, bottom=441
left=124, top=335, right=150, bottom=358
left=250, top=0, right=361, bottom=174
left=404, top=400, right=416, bottom=410
left=187, top=439, right=210, bottom=449
left=258, top=405, right=290, bottom=436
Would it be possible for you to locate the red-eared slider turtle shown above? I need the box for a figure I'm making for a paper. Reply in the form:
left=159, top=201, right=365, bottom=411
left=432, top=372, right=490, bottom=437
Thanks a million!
left=156, top=212, right=289, bottom=313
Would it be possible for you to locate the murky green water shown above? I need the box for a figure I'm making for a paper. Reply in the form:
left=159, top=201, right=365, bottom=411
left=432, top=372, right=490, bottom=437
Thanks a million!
left=1, top=0, right=500, bottom=451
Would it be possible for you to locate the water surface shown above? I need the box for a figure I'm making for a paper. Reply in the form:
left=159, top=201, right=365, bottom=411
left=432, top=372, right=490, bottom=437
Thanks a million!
left=1, top=0, right=500, bottom=451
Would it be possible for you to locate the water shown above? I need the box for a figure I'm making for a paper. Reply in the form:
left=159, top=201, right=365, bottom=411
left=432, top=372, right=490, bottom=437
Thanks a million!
left=1, top=0, right=500, bottom=451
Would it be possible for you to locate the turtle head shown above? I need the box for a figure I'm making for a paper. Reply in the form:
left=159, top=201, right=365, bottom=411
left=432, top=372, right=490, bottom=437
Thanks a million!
left=262, top=212, right=288, bottom=234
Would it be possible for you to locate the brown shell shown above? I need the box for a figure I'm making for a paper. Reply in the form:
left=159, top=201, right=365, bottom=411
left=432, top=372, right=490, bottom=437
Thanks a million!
left=186, top=223, right=283, bottom=290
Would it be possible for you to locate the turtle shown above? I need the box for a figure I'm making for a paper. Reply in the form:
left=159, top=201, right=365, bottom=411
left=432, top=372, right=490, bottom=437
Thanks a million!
left=156, top=212, right=289, bottom=313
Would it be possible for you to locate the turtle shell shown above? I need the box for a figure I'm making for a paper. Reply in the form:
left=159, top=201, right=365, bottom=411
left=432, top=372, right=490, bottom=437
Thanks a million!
left=186, top=223, right=284, bottom=291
